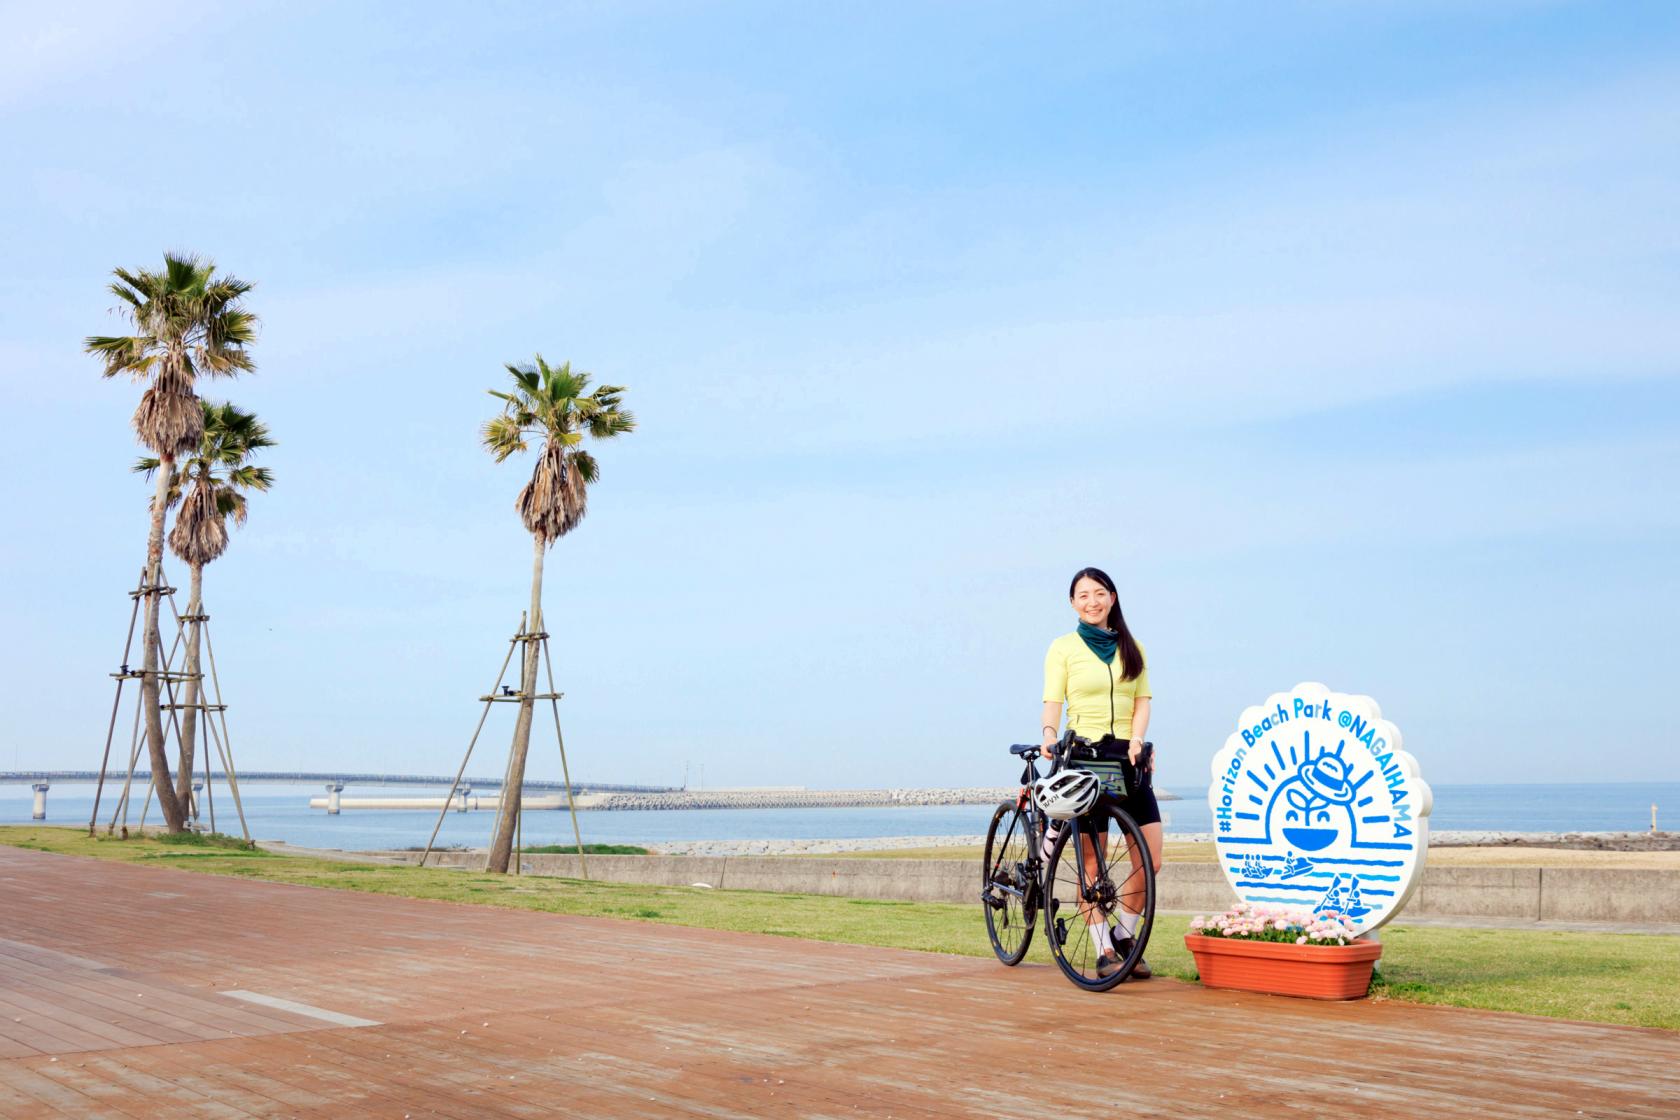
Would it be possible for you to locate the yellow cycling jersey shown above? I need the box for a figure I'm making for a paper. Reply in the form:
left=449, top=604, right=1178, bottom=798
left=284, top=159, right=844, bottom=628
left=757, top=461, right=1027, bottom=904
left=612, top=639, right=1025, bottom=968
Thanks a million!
left=1042, top=633, right=1152, bottom=740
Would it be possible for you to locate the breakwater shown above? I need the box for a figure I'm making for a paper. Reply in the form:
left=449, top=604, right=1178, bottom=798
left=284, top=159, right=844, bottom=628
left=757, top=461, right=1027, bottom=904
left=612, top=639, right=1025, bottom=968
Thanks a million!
left=303, top=788, right=1021, bottom=812
left=305, top=785, right=1186, bottom=812
left=573, top=787, right=1182, bottom=811
left=572, top=788, right=1026, bottom=811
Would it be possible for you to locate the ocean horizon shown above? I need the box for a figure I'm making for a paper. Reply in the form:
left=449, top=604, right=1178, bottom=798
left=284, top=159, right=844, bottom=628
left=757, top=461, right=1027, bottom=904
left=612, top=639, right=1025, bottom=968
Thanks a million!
left=3, top=781, right=1674, bottom=852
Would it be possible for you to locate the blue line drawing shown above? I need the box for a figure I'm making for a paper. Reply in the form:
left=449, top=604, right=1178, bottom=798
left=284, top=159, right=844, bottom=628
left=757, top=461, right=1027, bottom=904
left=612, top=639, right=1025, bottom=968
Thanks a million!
left=1242, top=896, right=1385, bottom=909
left=1362, top=814, right=1391, bottom=823
left=1357, top=796, right=1375, bottom=808
left=1318, top=875, right=1373, bottom=919
left=1247, top=770, right=1270, bottom=791
left=1236, top=811, right=1259, bottom=820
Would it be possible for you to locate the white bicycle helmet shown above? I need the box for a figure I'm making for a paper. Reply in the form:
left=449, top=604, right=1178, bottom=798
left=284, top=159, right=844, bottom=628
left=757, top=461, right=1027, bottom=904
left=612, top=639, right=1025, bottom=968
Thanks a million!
left=1032, top=769, right=1100, bottom=820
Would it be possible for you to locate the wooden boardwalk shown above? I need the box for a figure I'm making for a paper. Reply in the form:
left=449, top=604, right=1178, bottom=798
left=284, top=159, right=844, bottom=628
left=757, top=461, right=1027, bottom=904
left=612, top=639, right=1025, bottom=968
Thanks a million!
left=0, top=846, right=1675, bottom=1119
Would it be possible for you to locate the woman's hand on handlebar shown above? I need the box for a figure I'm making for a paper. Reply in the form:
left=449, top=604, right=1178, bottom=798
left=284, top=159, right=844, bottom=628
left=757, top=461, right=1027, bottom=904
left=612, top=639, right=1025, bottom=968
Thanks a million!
left=1129, top=738, right=1153, bottom=771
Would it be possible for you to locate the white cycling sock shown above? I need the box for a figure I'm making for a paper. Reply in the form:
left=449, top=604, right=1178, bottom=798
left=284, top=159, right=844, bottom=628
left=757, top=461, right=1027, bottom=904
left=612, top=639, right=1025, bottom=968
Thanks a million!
left=1088, top=921, right=1114, bottom=956
left=1041, top=821, right=1062, bottom=861
left=1117, top=909, right=1140, bottom=938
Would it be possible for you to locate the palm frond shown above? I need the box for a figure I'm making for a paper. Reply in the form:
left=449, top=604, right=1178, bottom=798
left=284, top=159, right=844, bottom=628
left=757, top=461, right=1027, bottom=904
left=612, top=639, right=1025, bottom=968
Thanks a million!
left=515, top=441, right=588, bottom=544
left=570, top=450, right=600, bottom=485
left=133, top=386, right=203, bottom=457
left=225, top=465, right=274, bottom=491
left=85, top=335, right=152, bottom=379
left=168, top=477, right=230, bottom=567
left=486, top=355, right=636, bottom=542
left=481, top=414, right=528, bottom=461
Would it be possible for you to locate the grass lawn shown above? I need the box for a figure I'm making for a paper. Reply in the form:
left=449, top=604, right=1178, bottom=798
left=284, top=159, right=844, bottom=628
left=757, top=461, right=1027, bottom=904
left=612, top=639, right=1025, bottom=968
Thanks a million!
left=4, top=826, right=1676, bottom=1031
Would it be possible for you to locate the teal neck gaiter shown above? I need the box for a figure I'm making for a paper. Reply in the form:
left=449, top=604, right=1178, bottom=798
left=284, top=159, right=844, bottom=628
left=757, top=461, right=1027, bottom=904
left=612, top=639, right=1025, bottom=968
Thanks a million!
left=1076, top=620, right=1118, bottom=664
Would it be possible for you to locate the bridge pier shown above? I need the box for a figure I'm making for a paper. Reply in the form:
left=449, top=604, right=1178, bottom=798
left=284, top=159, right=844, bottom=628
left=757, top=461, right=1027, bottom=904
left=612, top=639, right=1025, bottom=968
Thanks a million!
left=456, top=784, right=472, bottom=812
left=326, top=782, right=344, bottom=815
left=31, top=783, right=48, bottom=820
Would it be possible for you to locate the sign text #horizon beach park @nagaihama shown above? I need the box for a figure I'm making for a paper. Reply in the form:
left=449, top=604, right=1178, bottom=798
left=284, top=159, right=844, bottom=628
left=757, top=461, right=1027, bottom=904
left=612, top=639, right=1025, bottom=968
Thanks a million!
left=1208, top=682, right=1433, bottom=934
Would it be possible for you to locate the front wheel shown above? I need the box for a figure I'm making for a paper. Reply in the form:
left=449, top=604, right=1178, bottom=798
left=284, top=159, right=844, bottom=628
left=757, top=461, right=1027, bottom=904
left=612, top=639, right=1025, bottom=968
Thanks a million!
left=981, top=801, right=1038, bottom=965
left=1043, top=807, right=1155, bottom=991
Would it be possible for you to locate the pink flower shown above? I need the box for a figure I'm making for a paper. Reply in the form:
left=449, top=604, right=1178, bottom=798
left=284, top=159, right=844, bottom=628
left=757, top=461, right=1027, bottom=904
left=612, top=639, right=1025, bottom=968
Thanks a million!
left=1296, top=935, right=1308, bottom=945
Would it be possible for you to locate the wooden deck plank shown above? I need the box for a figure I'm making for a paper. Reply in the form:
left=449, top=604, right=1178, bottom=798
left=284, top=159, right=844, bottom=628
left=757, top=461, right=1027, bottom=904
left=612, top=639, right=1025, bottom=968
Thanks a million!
left=0, top=950, right=327, bottom=1045
left=1, top=843, right=1676, bottom=1118
left=0, top=984, right=160, bottom=1050
left=0, top=993, right=118, bottom=1056
left=0, top=1056, right=133, bottom=1120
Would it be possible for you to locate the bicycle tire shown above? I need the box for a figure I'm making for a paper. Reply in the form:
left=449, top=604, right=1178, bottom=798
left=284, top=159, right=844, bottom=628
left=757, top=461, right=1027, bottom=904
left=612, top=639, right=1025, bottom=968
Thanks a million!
left=981, top=801, right=1037, bottom=965
left=1042, top=804, right=1156, bottom=991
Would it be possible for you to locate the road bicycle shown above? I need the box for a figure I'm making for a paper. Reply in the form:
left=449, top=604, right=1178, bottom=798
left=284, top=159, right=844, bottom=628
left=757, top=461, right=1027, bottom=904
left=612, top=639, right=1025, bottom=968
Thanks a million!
left=981, top=735, right=1157, bottom=992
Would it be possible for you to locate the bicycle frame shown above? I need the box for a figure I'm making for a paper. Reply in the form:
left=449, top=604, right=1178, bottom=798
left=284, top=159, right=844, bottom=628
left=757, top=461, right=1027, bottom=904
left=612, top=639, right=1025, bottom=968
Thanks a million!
left=984, top=753, right=1047, bottom=909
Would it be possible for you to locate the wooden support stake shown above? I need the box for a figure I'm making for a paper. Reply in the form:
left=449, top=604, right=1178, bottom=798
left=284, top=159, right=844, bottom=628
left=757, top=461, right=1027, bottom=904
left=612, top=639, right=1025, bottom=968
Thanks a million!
left=539, top=613, right=589, bottom=880
left=418, top=616, right=523, bottom=868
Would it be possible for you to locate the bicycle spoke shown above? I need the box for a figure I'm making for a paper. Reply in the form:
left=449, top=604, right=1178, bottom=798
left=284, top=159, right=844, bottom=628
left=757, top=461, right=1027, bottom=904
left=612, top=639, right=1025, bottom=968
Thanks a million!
left=982, top=802, right=1036, bottom=966
left=1044, top=809, right=1155, bottom=992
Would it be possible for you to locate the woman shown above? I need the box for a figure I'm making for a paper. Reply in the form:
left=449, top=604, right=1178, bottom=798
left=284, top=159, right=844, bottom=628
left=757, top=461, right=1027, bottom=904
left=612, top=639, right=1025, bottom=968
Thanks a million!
left=1040, top=566, right=1162, bottom=980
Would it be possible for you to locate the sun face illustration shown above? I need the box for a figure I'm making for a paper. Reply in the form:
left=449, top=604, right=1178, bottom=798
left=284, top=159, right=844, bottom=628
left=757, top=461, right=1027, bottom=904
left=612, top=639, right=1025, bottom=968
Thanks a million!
left=1270, top=754, right=1358, bottom=851
left=1209, top=682, right=1433, bottom=934
left=1263, top=735, right=1364, bottom=849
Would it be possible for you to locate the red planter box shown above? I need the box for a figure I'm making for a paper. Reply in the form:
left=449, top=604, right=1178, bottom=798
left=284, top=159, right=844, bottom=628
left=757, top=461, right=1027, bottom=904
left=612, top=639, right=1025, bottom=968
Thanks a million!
left=1185, top=933, right=1382, bottom=1000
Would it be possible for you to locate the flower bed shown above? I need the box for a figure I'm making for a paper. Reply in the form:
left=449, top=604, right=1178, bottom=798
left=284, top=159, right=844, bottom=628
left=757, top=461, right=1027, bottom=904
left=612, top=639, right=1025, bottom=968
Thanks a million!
left=1185, top=903, right=1382, bottom=1000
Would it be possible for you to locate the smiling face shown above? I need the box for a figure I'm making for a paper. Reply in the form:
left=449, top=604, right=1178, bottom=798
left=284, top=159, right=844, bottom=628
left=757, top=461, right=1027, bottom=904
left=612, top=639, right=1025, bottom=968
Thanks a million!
left=1271, top=780, right=1356, bottom=851
left=1070, top=576, right=1114, bottom=627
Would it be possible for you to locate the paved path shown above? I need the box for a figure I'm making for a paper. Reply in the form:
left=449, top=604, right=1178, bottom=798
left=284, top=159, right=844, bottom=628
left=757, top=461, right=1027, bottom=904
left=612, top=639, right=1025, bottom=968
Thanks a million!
left=0, top=847, right=1675, bottom=1118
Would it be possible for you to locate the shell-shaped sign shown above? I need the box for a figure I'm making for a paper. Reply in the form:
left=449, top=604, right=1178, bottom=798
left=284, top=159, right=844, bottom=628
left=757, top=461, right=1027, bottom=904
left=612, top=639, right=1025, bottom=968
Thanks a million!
left=1208, top=682, right=1432, bottom=934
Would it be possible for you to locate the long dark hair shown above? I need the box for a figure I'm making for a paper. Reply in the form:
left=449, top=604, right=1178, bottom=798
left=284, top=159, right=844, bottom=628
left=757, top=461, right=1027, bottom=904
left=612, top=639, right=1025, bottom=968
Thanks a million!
left=1068, top=566, right=1144, bottom=681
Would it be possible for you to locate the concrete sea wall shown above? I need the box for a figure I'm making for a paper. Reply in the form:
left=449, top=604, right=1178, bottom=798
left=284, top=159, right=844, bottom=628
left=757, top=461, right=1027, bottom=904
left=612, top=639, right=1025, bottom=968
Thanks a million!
left=385, top=851, right=1680, bottom=926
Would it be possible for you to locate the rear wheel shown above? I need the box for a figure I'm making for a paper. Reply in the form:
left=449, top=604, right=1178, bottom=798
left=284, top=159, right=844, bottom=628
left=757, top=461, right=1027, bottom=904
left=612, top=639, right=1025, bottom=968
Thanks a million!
left=981, top=802, right=1038, bottom=965
left=1043, top=807, right=1155, bottom=991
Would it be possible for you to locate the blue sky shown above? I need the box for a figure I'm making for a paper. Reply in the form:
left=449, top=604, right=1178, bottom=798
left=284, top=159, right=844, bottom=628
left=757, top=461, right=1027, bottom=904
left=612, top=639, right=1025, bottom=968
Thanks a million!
left=2, top=1, right=1677, bottom=792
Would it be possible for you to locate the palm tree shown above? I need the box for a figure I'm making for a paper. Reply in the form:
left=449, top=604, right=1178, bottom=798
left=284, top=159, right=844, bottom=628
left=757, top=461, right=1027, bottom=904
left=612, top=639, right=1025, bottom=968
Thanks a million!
left=481, top=356, right=634, bottom=873
left=87, top=254, right=257, bottom=833
left=136, top=401, right=275, bottom=811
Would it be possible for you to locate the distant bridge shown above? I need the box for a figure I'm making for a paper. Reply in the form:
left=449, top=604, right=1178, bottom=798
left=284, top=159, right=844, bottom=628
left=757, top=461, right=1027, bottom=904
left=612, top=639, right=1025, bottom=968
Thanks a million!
left=0, top=771, right=676, bottom=793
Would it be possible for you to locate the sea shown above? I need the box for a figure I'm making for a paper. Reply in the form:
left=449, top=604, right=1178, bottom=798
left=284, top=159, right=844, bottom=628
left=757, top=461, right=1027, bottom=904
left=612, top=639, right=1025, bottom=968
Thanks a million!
left=2, top=782, right=1674, bottom=851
